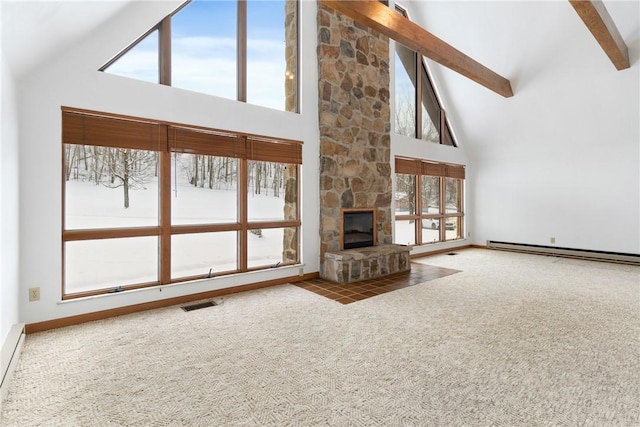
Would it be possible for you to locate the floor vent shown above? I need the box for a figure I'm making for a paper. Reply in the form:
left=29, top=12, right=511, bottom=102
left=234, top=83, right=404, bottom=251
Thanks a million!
left=181, top=301, right=217, bottom=312
left=486, top=241, right=640, bottom=265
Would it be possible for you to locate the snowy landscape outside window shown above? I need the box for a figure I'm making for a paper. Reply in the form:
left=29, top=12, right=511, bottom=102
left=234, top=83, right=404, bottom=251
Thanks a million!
left=102, top=0, right=298, bottom=113
left=394, top=157, right=464, bottom=246
left=62, top=108, right=301, bottom=298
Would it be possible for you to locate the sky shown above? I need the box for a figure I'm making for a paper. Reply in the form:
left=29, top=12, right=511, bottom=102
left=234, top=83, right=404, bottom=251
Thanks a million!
left=106, top=0, right=290, bottom=110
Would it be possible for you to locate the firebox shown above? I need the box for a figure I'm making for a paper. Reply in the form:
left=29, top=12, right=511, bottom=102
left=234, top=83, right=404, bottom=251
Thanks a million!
left=341, top=208, right=376, bottom=250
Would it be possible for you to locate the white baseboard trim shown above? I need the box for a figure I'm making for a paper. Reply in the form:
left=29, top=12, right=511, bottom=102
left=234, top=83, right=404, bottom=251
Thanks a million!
left=1, top=323, right=26, bottom=403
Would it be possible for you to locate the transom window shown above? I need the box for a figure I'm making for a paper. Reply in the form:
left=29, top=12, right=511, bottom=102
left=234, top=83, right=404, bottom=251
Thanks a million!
left=101, top=0, right=298, bottom=113
left=394, top=157, right=464, bottom=245
left=62, top=108, right=301, bottom=299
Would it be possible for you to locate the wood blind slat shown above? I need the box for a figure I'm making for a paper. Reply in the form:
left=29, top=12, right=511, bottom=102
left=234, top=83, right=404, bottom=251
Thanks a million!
left=62, top=111, right=162, bottom=151
left=63, top=109, right=303, bottom=163
left=395, top=157, right=421, bottom=175
left=446, top=165, right=465, bottom=179
left=422, top=162, right=445, bottom=176
left=168, top=126, right=245, bottom=158
left=247, top=137, right=302, bottom=164
left=395, top=156, right=465, bottom=179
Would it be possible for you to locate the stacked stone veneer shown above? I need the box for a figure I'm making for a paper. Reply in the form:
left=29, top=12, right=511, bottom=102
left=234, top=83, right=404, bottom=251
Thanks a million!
left=318, top=5, right=403, bottom=281
left=324, top=245, right=411, bottom=284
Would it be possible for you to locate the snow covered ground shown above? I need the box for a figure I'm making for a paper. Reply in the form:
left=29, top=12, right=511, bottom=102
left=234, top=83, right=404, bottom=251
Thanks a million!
left=64, top=178, right=289, bottom=294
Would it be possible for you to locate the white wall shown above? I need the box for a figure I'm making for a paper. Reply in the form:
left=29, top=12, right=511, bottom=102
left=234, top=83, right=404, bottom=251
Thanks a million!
left=16, top=1, right=319, bottom=325
left=408, top=1, right=640, bottom=254
left=1, top=55, right=20, bottom=346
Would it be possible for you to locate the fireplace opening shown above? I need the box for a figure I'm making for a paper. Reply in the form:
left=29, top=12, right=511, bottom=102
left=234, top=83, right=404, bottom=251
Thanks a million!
left=342, top=209, right=376, bottom=250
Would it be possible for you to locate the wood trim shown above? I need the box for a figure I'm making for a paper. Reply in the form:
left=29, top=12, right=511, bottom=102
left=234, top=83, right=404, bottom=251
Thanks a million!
left=26, top=272, right=319, bottom=334
left=238, top=0, right=247, bottom=102
left=239, top=156, right=248, bottom=271
left=569, top=0, right=630, bottom=70
left=99, top=25, right=160, bottom=72
left=409, top=244, right=473, bottom=259
left=63, top=227, right=161, bottom=241
left=414, top=49, right=423, bottom=140
left=159, top=17, right=172, bottom=85
left=319, top=0, right=513, bottom=97
left=160, top=149, right=171, bottom=284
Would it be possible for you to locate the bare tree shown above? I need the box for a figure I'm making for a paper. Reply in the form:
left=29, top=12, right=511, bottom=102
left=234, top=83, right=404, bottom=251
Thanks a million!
left=104, top=148, right=156, bottom=208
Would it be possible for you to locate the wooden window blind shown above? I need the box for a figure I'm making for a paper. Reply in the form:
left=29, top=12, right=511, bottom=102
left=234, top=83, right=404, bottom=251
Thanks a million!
left=422, top=162, right=445, bottom=176
left=168, top=125, right=245, bottom=158
left=445, top=164, right=465, bottom=179
left=63, top=108, right=303, bottom=162
left=395, top=156, right=465, bottom=179
left=247, top=136, right=302, bottom=164
left=395, top=157, right=421, bottom=175
left=62, top=110, right=164, bottom=151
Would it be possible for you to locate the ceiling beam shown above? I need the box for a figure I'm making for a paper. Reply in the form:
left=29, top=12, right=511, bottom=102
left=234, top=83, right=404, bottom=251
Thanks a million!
left=318, top=0, right=514, bottom=98
left=569, top=0, right=630, bottom=70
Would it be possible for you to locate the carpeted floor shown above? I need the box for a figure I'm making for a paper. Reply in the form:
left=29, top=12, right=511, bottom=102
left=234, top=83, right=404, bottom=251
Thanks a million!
left=1, top=249, right=639, bottom=426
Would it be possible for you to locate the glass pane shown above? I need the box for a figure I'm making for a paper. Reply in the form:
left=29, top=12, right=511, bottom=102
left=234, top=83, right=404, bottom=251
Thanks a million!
left=442, top=121, right=455, bottom=146
left=394, top=174, right=416, bottom=215
left=64, top=145, right=159, bottom=229
left=247, top=227, right=297, bottom=268
left=172, top=0, right=237, bottom=99
left=421, top=64, right=441, bottom=143
left=172, top=232, right=237, bottom=278
left=104, top=30, right=159, bottom=83
left=445, top=177, right=463, bottom=213
left=394, top=43, right=416, bottom=137
left=394, top=220, right=416, bottom=246
left=247, top=161, right=296, bottom=221
left=65, top=237, right=158, bottom=294
left=421, top=221, right=441, bottom=244
left=171, top=154, right=237, bottom=225
left=247, top=0, right=294, bottom=111
left=420, top=176, right=440, bottom=214
left=445, top=217, right=462, bottom=241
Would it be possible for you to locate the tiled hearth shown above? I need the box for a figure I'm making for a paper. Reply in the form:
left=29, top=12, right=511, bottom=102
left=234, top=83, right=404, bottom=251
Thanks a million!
left=295, top=262, right=460, bottom=304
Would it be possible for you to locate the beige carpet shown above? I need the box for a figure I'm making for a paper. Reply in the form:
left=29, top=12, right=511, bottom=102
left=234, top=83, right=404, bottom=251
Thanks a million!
left=2, top=249, right=639, bottom=426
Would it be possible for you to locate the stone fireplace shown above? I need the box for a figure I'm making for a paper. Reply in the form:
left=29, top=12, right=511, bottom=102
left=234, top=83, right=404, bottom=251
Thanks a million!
left=317, top=4, right=410, bottom=283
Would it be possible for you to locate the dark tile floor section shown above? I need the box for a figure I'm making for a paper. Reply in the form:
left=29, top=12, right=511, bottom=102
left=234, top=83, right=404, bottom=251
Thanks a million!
left=295, top=262, right=460, bottom=304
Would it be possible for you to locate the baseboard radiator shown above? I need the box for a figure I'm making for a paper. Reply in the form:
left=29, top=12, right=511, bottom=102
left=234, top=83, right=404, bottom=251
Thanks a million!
left=486, top=241, right=640, bottom=265
left=1, top=323, right=26, bottom=403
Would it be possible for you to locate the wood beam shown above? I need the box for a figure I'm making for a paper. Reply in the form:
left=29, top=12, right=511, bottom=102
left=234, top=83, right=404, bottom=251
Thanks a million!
left=318, top=0, right=513, bottom=98
left=569, top=0, right=630, bottom=70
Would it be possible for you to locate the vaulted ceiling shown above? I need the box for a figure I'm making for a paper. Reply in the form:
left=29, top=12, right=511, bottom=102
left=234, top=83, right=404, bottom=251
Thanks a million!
left=2, top=0, right=638, bottom=156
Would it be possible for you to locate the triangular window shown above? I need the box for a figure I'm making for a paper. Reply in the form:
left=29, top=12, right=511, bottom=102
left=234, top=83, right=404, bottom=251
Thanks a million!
left=393, top=5, right=457, bottom=147
left=102, top=29, right=159, bottom=84
left=100, top=0, right=299, bottom=113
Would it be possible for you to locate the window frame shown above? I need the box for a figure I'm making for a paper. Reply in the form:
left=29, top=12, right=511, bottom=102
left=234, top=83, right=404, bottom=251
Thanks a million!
left=394, top=156, right=465, bottom=245
left=100, top=0, right=299, bottom=113
left=393, top=4, right=456, bottom=146
left=61, top=107, right=302, bottom=299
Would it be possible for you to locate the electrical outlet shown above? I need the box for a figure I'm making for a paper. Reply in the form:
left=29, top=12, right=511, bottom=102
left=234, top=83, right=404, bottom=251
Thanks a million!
left=550, top=237, right=556, bottom=244
left=28, top=287, right=40, bottom=302
left=467, top=232, right=471, bottom=238
left=298, top=267, right=304, bottom=276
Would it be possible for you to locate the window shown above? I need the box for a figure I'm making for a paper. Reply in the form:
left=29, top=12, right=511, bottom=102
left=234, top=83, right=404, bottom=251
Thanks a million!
left=393, top=5, right=456, bottom=146
left=102, top=0, right=298, bottom=113
left=394, top=157, right=464, bottom=245
left=62, top=108, right=301, bottom=298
